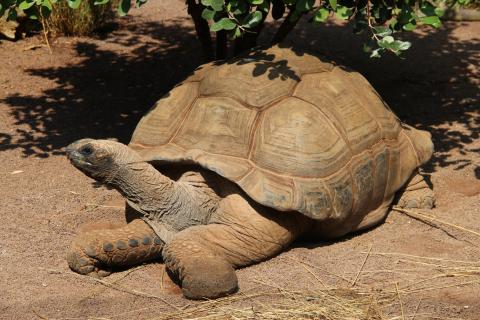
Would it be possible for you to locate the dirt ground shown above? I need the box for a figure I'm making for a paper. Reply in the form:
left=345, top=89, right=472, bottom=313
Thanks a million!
left=0, top=1, right=479, bottom=319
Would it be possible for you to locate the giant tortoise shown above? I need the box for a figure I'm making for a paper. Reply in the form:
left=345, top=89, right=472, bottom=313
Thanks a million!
left=66, top=46, right=434, bottom=300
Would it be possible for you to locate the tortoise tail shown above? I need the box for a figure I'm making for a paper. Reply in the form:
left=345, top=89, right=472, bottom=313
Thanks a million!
left=402, top=124, right=434, bottom=166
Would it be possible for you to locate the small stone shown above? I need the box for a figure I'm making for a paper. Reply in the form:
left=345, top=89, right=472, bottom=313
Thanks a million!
left=78, top=258, right=89, bottom=267
left=142, top=236, right=151, bottom=245
left=103, top=243, right=114, bottom=252
left=128, top=239, right=139, bottom=247
left=97, top=270, right=111, bottom=277
left=83, top=265, right=94, bottom=273
left=154, top=237, right=162, bottom=245
left=116, top=240, right=128, bottom=250
left=85, top=246, right=97, bottom=258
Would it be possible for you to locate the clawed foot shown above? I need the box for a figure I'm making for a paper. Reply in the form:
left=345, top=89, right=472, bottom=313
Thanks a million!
left=67, top=219, right=164, bottom=277
left=179, top=256, right=238, bottom=299
left=396, top=186, right=435, bottom=209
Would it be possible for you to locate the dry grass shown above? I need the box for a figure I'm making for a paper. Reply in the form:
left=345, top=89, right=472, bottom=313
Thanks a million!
left=46, top=0, right=115, bottom=36
left=151, top=288, right=390, bottom=320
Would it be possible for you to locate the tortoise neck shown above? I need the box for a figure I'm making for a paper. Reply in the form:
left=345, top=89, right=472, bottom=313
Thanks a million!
left=108, top=162, right=211, bottom=231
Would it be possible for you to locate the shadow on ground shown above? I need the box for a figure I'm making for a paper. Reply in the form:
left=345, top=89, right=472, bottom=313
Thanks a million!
left=0, top=17, right=202, bottom=157
left=1, top=15, right=478, bottom=174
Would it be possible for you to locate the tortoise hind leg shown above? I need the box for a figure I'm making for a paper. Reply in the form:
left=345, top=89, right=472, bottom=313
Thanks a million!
left=162, top=194, right=309, bottom=299
left=67, top=219, right=164, bottom=277
left=395, top=171, right=435, bottom=209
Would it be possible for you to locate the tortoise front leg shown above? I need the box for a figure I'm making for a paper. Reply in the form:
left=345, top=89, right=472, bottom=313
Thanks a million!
left=67, top=219, right=164, bottom=277
left=163, top=194, right=308, bottom=299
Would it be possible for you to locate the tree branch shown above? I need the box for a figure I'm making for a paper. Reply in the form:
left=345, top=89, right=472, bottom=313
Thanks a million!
left=271, top=8, right=303, bottom=45
left=186, top=0, right=214, bottom=61
left=233, top=16, right=266, bottom=56
left=215, top=29, right=228, bottom=60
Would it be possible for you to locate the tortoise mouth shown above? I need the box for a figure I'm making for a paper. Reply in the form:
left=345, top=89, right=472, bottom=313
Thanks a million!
left=66, top=145, right=94, bottom=171
left=67, top=152, right=94, bottom=170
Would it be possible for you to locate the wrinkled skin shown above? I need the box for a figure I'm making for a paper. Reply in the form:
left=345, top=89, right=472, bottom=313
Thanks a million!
left=66, top=139, right=434, bottom=299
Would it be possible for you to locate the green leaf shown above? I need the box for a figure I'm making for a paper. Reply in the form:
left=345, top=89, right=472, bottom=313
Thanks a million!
left=201, top=8, right=215, bottom=20
left=395, top=40, right=411, bottom=51
left=243, top=11, right=262, bottom=28
left=94, top=0, right=110, bottom=5
left=118, top=0, right=131, bottom=16
left=419, top=15, right=441, bottom=28
left=370, top=48, right=382, bottom=58
left=329, top=0, right=336, bottom=10
left=434, top=7, right=444, bottom=17
left=378, top=35, right=394, bottom=49
left=18, top=0, right=34, bottom=10
left=67, top=0, right=81, bottom=9
left=397, top=5, right=413, bottom=25
left=313, top=7, right=329, bottom=23
left=296, top=0, right=314, bottom=12
left=250, top=0, right=264, bottom=5
left=402, top=22, right=416, bottom=31
left=420, top=2, right=436, bottom=17
left=42, top=0, right=52, bottom=11
left=136, top=0, right=147, bottom=7
left=203, top=0, right=223, bottom=11
left=210, top=17, right=236, bottom=31
left=234, top=26, right=241, bottom=38
left=372, top=26, right=392, bottom=37
left=335, top=5, right=352, bottom=20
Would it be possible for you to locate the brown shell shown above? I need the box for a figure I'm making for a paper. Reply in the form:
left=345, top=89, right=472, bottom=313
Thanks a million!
left=129, top=46, right=423, bottom=221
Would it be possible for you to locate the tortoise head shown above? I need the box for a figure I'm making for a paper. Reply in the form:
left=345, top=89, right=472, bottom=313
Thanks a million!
left=66, top=139, right=142, bottom=182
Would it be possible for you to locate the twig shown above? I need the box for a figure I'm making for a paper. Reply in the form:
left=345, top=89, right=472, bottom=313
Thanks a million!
left=363, top=251, right=480, bottom=265
left=395, top=282, right=405, bottom=320
left=88, top=265, right=145, bottom=298
left=411, top=297, right=423, bottom=320
left=393, top=206, right=480, bottom=238
left=67, top=271, right=182, bottom=311
left=300, top=263, right=328, bottom=289
left=286, top=256, right=352, bottom=284
left=38, top=10, right=52, bottom=54
left=32, top=310, right=49, bottom=320
left=352, top=244, right=373, bottom=287
left=402, top=279, right=480, bottom=294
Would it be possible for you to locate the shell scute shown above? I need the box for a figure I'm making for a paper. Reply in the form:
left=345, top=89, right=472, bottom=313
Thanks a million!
left=251, top=97, right=351, bottom=178
left=173, top=96, right=258, bottom=158
left=131, top=82, right=199, bottom=146
left=199, top=58, right=298, bottom=108
left=294, top=71, right=382, bottom=154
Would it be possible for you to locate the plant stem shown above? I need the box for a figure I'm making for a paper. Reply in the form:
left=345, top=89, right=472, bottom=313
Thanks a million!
left=271, top=8, right=303, bottom=45
left=233, top=15, right=266, bottom=56
left=216, top=29, right=227, bottom=59
left=186, top=0, right=214, bottom=61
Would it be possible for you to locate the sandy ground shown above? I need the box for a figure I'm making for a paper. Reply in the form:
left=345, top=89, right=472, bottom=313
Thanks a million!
left=0, top=1, right=479, bottom=319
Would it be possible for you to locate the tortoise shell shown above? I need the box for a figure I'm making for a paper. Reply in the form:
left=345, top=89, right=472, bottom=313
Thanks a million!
left=129, top=46, right=426, bottom=221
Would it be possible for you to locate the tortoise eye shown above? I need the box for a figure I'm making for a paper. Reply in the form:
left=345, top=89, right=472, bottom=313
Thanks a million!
left=80, top=145, right=94, bottom=156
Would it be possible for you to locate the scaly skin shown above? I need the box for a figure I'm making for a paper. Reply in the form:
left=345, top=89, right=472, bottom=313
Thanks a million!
left=163, top=194, right=310, bottom=299
left=396, top=172, right=435, bottom=209
left=65, top=139, right=435, bottom=300
left=67, top=219, right=163, bottom=277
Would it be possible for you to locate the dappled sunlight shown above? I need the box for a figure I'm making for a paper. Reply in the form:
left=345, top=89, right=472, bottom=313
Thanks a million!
left=0, top=13, right=478, bottom=175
